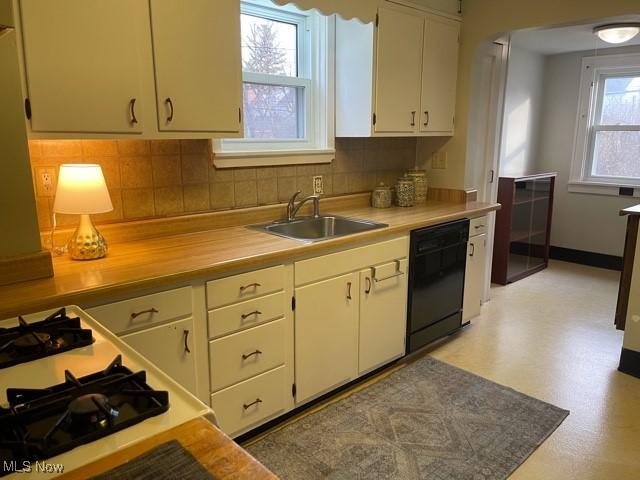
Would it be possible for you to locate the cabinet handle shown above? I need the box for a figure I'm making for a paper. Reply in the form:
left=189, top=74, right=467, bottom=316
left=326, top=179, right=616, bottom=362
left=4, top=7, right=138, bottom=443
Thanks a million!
left=241, top=310, right=262, bottom=320
left=243, top=398, right=263, bottom=410
left=475, top=224, right=485, bottom=229
left=469, top=243, right=475, bottom=257
left=239, top=282, right=261, bottom=293
left=410, top=111, right=416, bottom=127
left=183, top=329, right=191, bottom=353
left=424, top=110, right=429, bottom=126
left=165, top=97, right=174, bottom=122
left=365, top=277, right=372, bottom=294
left=242, top=349, right=262, bottom=360
left=130, top=307, right=158, bottom=320
left=129, top=98, right=138, bottom=125
left=372, top=259, right=404, bottom=282
left=347, top=281, right=352, bottom=300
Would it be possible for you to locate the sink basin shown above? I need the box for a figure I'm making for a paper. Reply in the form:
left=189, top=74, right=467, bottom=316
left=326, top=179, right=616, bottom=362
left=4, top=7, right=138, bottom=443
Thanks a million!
left=249, top=215, right=388, bottom=242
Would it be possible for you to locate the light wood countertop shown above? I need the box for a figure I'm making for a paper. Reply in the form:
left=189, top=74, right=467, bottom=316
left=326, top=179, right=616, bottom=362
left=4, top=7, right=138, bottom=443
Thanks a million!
left=0, top=199, right=499, bottom=318
left=57, top=417, right=277, bottom=480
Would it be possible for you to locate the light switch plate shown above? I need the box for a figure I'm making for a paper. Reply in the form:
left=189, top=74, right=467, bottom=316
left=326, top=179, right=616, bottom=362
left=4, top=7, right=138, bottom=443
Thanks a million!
left=431, top=152, right=448, bottom=169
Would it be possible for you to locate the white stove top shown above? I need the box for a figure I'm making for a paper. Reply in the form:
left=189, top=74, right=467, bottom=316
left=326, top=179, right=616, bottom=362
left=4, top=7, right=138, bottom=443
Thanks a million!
left=0, top=306, right=212, bottom=479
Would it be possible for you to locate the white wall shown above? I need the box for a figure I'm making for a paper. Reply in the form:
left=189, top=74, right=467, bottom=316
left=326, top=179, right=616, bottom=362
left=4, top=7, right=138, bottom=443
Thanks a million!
left=536, top=45, right=640, bottom=257
left=499, top=45, right=545, bottom=177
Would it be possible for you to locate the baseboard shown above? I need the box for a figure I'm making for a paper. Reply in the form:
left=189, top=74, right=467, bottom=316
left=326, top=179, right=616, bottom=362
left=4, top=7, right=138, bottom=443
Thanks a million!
left=0, top=250, right=53, bottom=286
left=618, top=348, right=640, bottom=379
left=549, top=246, right=623, bottom=271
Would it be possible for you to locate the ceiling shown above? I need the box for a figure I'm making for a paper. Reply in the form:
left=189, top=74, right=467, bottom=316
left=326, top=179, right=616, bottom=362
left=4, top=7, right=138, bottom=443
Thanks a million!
left=512, top=16, right=640, bottom=55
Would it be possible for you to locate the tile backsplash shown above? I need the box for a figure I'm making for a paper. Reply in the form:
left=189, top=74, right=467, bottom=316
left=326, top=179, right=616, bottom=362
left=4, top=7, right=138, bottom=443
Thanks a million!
left=29, top=137, right=416, bottom=231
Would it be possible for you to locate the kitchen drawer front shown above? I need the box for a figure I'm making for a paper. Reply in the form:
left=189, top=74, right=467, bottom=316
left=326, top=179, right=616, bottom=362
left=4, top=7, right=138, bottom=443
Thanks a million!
left=87, top=287, right=192, bottom=335
left=206, top=265, right=285, bottom=309
left=295, top=236, right=408, bottom=286
left=210, top=365, right=286, bottom=436
left=208, top=291, right=285, bottom=339
left=209, top=318, right=286, bottom=391
left=470, top=216, right=487, bottom=236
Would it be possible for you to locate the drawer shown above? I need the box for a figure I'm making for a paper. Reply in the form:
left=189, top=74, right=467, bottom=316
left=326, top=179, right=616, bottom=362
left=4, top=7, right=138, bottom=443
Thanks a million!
left=208, top=291, right=285, bottom=339
left=206, top=265, right=285, bottom=309
left=210, top=365, right=286, bottom=436
left=209, top=318, right=286, bottom=391
left=86, top=287, right=192, bottom=335
left=295, top=236, right=408, bottom=286
left=470, top=216, right=487, bottom=236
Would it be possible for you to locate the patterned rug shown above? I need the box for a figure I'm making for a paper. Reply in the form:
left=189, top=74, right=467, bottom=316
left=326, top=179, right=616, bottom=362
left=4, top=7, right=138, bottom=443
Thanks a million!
left=246, top=356, right=569, bottom=480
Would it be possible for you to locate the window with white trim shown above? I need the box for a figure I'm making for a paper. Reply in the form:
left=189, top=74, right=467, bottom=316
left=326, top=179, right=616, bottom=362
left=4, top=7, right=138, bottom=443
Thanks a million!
left=215, top=0, right=334, bottom=166
left=571, top=54, right=640, bottom=192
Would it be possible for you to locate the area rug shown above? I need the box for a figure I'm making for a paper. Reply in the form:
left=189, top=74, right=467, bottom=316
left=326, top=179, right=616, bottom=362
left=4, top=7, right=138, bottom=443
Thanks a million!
left=246, top=356, right=569, bottom=480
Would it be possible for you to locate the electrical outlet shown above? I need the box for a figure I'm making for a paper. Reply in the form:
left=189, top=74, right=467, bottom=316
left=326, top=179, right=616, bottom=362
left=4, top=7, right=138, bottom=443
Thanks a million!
left=431, top=151, right=448, bottom=169
left=313, top=175, right=324, bottom=195
left=35, top=167, right=56, bottom=196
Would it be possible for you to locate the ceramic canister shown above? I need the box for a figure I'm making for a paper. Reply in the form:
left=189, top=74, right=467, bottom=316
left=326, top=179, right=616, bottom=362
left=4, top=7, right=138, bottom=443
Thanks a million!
left=395, top=176, right=415, bottom=207
left=406, top=169, right=427, bottom=203
left=371, top=183, right=392, bottom=208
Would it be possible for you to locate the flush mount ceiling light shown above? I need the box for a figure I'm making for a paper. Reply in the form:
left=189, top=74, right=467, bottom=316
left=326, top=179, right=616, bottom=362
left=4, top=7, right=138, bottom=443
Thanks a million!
left=594, top=23, right=640, bottom=44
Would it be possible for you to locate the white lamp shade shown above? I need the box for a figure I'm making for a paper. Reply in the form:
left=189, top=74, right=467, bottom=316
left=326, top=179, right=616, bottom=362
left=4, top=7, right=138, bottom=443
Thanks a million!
left=595, top=24, right=640, bottom=44
left=53, top=164, right=113, bottom=214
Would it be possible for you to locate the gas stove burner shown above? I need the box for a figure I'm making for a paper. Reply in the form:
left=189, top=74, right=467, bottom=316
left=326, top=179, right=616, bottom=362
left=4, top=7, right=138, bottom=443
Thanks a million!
left=68, top=393, right=119, bottom=427
left=14, top=331, right=53, bottom=351
left=0, top=307, right=94, bottom=368
left=0, top=355, right=169, bottom=470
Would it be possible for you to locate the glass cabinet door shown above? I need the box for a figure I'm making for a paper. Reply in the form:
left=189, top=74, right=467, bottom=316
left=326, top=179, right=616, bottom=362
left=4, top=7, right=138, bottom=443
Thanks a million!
left=507, top=180, right=534, bottom=279
left=528, top=177, right=551, bottom=270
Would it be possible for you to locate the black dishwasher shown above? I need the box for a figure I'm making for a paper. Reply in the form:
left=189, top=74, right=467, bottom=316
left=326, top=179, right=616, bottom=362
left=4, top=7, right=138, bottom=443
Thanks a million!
left=407, top=219, right=469, bottom=353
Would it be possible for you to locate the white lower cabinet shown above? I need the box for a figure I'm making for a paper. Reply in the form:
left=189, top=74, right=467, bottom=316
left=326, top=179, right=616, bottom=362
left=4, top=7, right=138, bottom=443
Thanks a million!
left=463, top=228, right=487, bottom=322
left=294, top=272, right=360, bottom=404
left=358, top=259, right=408, bottom=375
left=121, top=317, right=197, bottom=394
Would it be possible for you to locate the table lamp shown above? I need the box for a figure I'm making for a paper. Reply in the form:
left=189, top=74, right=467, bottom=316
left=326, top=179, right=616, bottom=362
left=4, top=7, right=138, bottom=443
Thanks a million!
left=53, top=164, right=113, bottom=260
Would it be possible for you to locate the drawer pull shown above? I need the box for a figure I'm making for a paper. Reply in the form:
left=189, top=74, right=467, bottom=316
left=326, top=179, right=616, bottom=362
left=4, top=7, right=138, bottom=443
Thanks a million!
left=183, top=329, right=191, bottom=354
left=239, top=282, right=261, bottom=293
left=475, top=224, right=485, bottom=229
left=241, top=310, right=262, bottom=320
left=130, top=308, right=158, bottom=320
left=243, top=398, right=263, bottom=410
left=242, top=349, right=262, bottom=360
left=372, top=259, right=404, bottom=282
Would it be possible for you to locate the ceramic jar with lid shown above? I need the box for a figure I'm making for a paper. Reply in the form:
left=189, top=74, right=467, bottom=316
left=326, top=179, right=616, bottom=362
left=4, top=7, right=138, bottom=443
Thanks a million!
left=395, top=176, right=415, bottom=207
left=371, top=183, right=392, bottom=208
left=406, top=169, right=427, bottom=203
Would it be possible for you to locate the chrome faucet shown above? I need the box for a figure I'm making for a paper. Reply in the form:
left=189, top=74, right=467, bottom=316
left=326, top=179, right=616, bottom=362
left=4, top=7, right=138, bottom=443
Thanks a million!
left=287, top=191, right=321, bottom=221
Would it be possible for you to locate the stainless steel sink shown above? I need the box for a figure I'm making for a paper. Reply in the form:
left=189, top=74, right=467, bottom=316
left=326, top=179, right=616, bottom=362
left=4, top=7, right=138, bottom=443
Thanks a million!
left=249, top=215, right=388, bottom=242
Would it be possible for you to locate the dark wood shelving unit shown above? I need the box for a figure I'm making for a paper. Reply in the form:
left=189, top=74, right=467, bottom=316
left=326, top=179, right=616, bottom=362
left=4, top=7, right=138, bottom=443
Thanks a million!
left=492, top=172, right=556, bottom=285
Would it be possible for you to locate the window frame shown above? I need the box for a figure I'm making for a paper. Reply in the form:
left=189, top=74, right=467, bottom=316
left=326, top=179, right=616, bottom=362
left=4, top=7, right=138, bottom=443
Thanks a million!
left=214, top=0, right=335, bottom=167
left=570, top=53, right=640, bottom=196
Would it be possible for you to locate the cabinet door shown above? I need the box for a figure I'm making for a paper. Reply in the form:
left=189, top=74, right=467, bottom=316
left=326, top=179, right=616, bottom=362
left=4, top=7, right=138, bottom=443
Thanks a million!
left=150, top=0, right=242, bottom=134
left=420, top=15, right=460, bottom=133
left=294, top=272, right=359, bottom=403
left=374, top=6, right=423, bottom=134
left=19, top=0, right=144, bottom=134
left=463, top=234, right=486, bottom=322
left=121, top=317, right=197, bottom=394
left=359, top=259, right=408, bottom=375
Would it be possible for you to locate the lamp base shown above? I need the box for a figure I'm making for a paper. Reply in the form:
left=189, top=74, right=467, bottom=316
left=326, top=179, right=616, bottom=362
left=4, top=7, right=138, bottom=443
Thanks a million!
left=68, top=214, right=108, bottom=260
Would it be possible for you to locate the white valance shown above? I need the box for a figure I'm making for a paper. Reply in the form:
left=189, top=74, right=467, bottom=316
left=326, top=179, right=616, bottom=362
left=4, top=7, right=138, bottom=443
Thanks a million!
left=271, top=0, right=378, bottom=23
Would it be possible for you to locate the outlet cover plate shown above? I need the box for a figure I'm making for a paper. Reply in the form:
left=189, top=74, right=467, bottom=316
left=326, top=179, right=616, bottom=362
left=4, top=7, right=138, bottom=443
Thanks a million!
left=313, top=176, right=324, bottom=194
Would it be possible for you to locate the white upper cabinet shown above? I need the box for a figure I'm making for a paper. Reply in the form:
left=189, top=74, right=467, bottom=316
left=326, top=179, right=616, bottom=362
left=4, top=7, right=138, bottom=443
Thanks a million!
left=16, top=0, right=243, bottom=139
left=420, top=15, right=460, bottom=133
left=336, top=5, right=460, bottom=137
left=374, top=7, right=423, bottom=134
left=150, top=0, right=242, bottom=134
left=19, top=0, right=145, bottom=134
